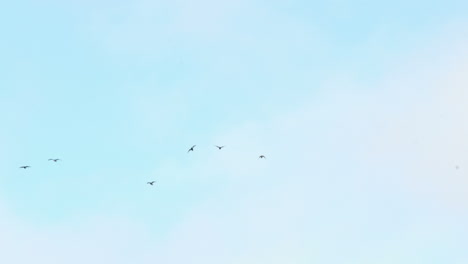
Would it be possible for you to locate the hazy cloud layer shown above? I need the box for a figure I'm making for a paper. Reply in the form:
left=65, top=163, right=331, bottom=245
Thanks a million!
left=2, top=0, right=468, bottom=263
left=1, top=21, right=467, bottom=263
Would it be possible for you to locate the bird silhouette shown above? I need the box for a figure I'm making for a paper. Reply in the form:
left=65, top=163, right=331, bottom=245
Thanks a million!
left=19, top=166, right=31, bottom=169
left=48, top=159, right=60, bottom=162
left=215, top=145, right=225, bottom=150
left=147, top=181, right=156, bottom=185
left=259, top=155, right=266, bottom=159
left=188, top=145, right=196, bottom=153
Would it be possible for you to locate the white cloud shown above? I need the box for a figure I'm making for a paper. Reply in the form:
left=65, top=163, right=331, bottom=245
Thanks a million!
left=127, top=26, right=468, bottom=263
left=1, top=14, right=468, bottom=264
left=73, top=0, right=325, bottom=62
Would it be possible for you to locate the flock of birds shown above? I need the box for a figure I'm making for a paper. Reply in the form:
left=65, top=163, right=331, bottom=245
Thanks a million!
left=19, top=158, right=60, bottom=169
left=19, top=145, right=267, bottom=186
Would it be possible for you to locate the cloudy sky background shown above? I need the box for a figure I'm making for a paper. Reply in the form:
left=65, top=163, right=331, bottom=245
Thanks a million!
left=0, top=0, right=467, bottom=263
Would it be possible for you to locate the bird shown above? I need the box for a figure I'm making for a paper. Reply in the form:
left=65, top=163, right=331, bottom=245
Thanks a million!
left=188, top=145, right=196, bottom=153
left=215, top=145, right=225, bottom=150
left=48, top=159, right=60, bottom=162
left=147, top=181, right=156, bottom=185
left=259, top=155, right=266, bottom=159
left=19, top=166, right=31, bottom=169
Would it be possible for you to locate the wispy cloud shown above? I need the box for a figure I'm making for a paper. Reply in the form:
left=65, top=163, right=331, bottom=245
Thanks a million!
left=1, top=1, right=468, bottom=263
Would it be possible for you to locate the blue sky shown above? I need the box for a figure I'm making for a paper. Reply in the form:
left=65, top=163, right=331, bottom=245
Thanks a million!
left=1, top=0, right=468, bottom=263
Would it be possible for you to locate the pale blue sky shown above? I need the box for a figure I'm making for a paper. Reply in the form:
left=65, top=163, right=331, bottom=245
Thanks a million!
left=1, top=0, right=468, bottom=263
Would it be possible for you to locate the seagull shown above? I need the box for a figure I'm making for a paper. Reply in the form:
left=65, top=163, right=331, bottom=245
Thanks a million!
left=188, top=145, right=196, bottom=153
left=215, top=145, right=225, bottom=150
left=259, top=155, right=266, bottom=159
left=19, top=166, right=31, bottom=169
left=147, top=181, right=156, bottom=185
left=48, top=159, right=60, bottom=162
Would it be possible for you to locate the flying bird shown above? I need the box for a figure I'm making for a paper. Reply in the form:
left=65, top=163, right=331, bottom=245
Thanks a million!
left=188, top=145, right=196, bottom=153
left=147, top=181, right=156, bottom=185
left=19, top=166, right=31, bottom=169
left=48, top=159, right=60, bottom=162
left=259, top=155, right=266, bottom=159
left=215, top=145, right=225, bottom=150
